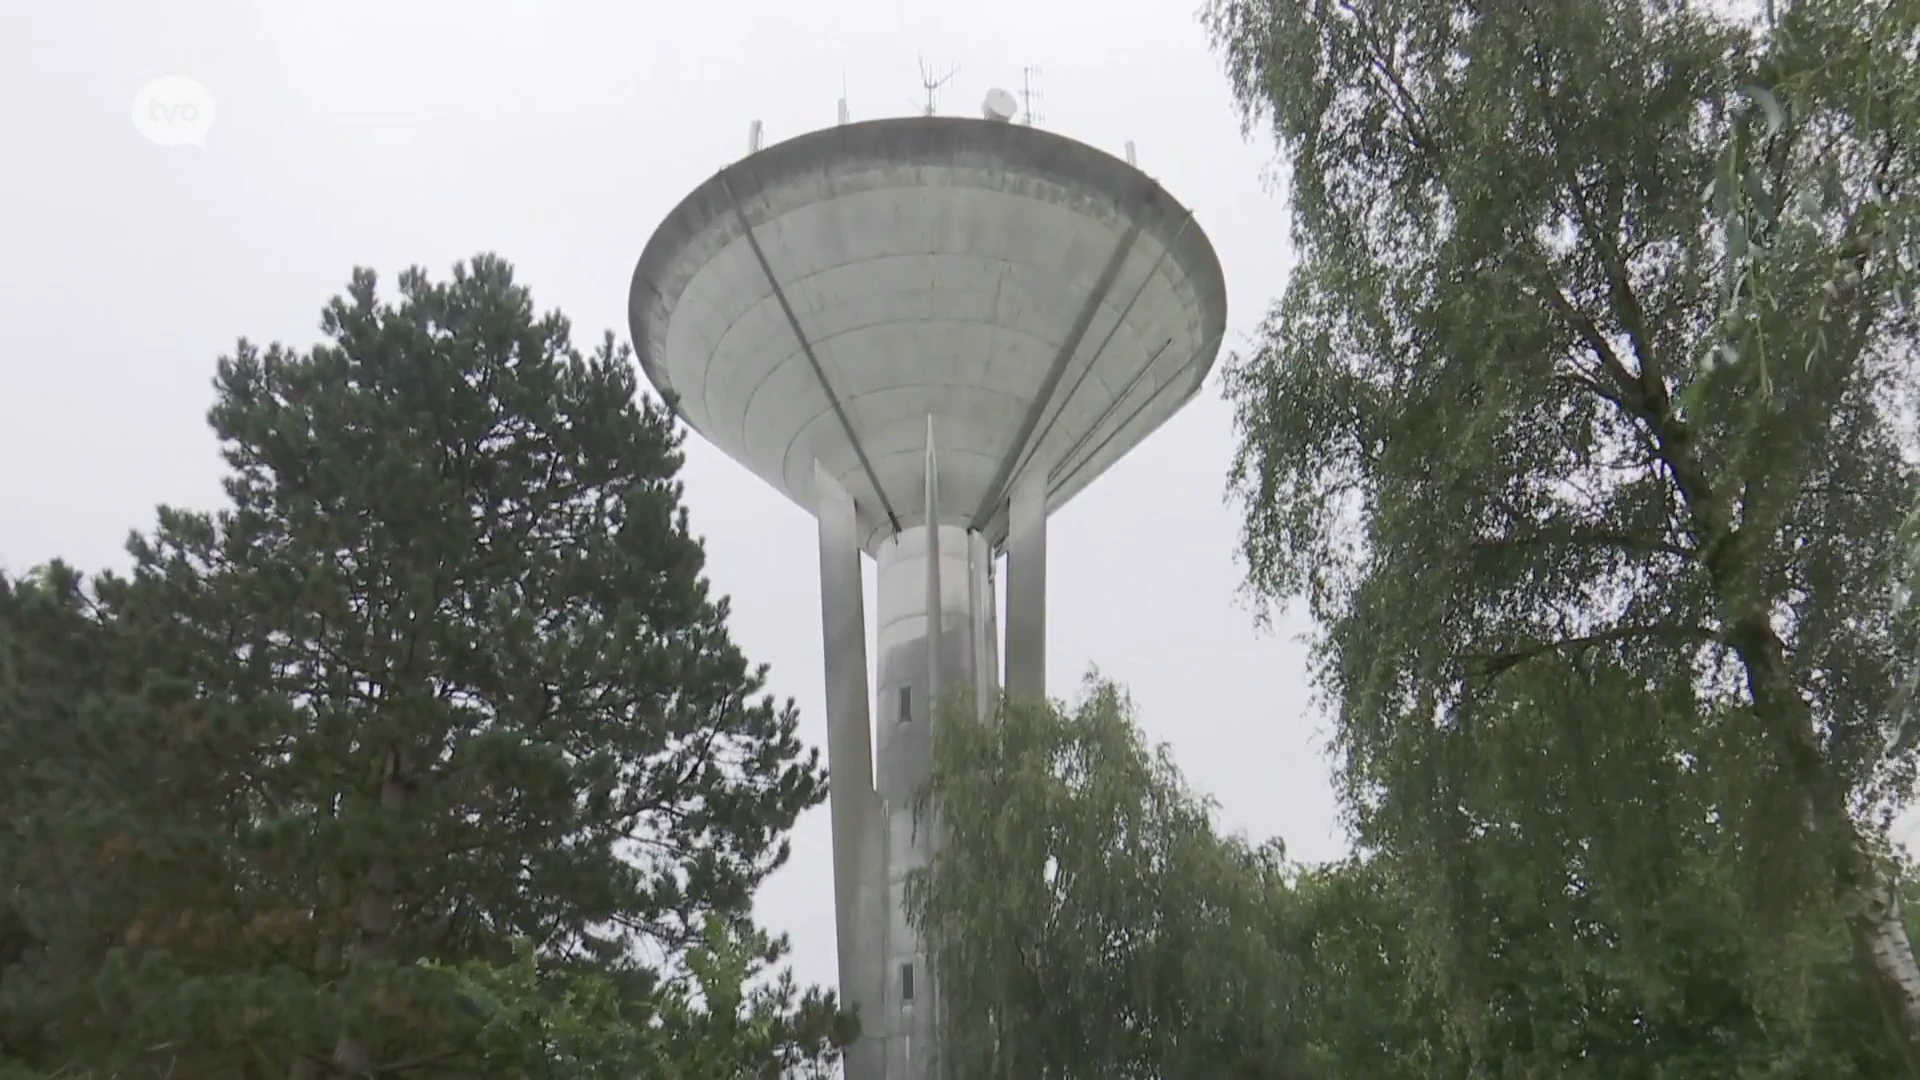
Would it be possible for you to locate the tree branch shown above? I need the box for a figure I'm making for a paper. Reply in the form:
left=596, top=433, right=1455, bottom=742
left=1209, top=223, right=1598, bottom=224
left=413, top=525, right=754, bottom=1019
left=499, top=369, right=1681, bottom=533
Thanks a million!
left=1469, top=526, right=1694, bottom=561
left=371, top=1047, right=469, bottom=1075
left=1515, top=10, right=1664, bottom=389
left=1522, top=277, right=1645, bottom=405
left=1468, top=621, right=1718, bottom=679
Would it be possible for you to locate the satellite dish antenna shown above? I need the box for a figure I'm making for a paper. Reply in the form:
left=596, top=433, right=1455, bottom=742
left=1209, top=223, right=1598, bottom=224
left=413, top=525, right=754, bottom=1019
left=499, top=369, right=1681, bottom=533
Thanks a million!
left=982, top=88, right=1018, bottom=122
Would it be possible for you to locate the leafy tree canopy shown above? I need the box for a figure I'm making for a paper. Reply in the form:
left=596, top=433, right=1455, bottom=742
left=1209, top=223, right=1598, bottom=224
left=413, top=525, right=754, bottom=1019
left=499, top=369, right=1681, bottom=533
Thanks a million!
left=909, top=677, right=1317, bottom=1080
left=1206, top=0, right=1920, bottom=1065
left=914, top=674, right=1911, bottom=1079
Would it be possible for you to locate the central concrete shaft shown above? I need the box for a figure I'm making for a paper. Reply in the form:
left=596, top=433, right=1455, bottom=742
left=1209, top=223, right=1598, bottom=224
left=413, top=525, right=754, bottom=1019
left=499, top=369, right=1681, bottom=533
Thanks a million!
left=873, top=520, right=970, bottom=1076
left=814, top=420, right=1046, bottom=1080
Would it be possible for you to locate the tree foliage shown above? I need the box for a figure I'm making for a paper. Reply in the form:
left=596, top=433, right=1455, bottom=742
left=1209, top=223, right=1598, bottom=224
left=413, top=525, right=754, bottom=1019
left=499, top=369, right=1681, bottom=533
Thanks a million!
left=1206, top=0, right=1920, bottom=1065
left=908, top=677, right=1315, bottom=1080
left=0, top=256, right=843, bottom=1078
left=915, top=674, right=1911, bottom=1078
left=428, top=916, right=851, bottom=1080
left=1343, top=657, right=1909, bottom=1077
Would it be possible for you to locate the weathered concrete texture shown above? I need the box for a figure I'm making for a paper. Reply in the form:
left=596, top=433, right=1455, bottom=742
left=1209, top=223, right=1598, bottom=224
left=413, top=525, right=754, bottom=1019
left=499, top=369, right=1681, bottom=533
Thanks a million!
left=1004, top=471, right=1048, bottom=702
left=967, top=529, right=996, bottom=724
left=874, top=519, right=974, bottom=1079
left=809, top=436, right=1000, bottom=1080
left=812, top=464, right=888, bottom=1080
left=631, top=116, right=1227, bottom=1080
left=629, top=117, right=1228, bottom=554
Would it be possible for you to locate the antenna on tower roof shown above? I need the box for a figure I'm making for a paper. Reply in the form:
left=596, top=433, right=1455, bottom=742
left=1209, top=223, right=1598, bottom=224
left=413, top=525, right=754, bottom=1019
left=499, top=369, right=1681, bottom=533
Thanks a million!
left=918, top=56, right=960, bottom=116
left=1020, top=66, right=1045, bottom=127
left=838, top=74, right=850, bottom=125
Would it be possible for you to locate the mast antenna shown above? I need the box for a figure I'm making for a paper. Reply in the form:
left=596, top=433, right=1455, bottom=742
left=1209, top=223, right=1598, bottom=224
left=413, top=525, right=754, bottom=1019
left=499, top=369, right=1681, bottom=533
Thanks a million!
left=918, top=56, right=960, bottom=116
left=1020, top=65, right=1045, bottom=126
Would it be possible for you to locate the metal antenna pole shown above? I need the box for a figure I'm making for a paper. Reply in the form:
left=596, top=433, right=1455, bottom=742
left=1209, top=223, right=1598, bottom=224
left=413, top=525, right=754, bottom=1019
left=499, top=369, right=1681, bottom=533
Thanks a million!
left=919, top=56, right=959, bottom=116
left=1020, top=66, right=1045, bottom=126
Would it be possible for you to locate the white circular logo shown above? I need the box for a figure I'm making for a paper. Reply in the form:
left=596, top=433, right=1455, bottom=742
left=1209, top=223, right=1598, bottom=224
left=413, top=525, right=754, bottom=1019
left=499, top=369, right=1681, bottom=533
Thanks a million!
left=131, top=76, right=217, bottom=149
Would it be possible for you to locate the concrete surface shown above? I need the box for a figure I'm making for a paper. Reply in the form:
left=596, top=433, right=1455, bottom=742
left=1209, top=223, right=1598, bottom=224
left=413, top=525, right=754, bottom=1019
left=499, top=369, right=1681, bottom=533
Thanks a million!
left=629, top=115, right=1228, bottom=1080
left=629, top=116, right=1228, bottom=555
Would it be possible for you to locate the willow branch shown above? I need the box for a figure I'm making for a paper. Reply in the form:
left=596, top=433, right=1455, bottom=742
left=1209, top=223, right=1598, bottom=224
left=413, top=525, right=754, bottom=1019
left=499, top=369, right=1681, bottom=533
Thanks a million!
left=1468, top=621, right=1719, bottom=678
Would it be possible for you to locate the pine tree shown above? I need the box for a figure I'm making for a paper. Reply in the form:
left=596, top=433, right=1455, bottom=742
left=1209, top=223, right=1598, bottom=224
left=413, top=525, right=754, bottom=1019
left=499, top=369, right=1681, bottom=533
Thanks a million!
left=0, top=560, right=299, bottom=1076
left=2, top=255, right=840, bottom=1078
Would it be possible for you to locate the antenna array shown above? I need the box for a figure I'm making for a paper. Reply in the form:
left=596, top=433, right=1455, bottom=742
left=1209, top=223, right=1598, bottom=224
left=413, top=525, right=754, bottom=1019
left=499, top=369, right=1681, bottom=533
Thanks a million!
left=918, top=56, right=960, bottom=116
left=1020, top=66, right=1045, bottom=127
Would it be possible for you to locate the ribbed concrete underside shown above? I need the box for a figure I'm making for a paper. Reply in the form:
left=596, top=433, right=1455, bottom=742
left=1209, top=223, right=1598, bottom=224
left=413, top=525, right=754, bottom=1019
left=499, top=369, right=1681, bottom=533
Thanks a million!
left=629, top=117, right=1227, bottom=552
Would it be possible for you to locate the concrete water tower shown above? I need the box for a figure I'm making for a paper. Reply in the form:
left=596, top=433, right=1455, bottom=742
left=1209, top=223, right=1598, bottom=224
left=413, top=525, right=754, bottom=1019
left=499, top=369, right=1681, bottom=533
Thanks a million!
left=627, top=91, right=1226, bottom=1080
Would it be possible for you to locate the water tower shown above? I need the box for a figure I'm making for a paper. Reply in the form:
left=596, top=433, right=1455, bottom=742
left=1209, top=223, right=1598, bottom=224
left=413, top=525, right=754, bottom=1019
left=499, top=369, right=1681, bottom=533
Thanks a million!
left=627, top=94, right=1226, bottom=1080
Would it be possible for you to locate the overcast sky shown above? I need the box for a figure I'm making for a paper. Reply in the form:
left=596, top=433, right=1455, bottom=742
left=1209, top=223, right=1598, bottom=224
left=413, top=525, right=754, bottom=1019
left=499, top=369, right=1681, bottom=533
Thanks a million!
left=0, top=1, right=1339, bottom=992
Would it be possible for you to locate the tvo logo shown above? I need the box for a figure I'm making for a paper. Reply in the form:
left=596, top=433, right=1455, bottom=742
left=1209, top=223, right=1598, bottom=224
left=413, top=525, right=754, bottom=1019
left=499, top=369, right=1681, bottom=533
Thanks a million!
left=131, top=76, right=217, bottom=149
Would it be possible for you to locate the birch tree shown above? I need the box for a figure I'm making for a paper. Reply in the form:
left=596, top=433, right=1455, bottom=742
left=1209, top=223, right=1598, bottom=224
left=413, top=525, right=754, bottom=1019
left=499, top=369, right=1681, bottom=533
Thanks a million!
left=907, top=671, right=1904, bottom=1077
left=1206, top=0, right=1920, bottom=1068
left=907, top=678, right=1315, bottom=1080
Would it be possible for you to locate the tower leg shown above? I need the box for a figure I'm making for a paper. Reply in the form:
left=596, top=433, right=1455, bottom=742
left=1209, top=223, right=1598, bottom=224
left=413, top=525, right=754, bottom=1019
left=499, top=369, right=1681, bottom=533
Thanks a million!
left=924, top=418, right=944, bottom=703
left=967, top=530, right=996, bottom=724
left=1004, top=472, right=1047, bottom=701
left=813, top=463, right=886, bottom=1080
left=916, top=417, right=944, bottom=1078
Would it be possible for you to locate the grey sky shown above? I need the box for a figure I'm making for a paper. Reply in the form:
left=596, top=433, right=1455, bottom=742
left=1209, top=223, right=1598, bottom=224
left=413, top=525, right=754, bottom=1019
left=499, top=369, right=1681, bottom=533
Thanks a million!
left=0, top=1, right=1341, bottom=993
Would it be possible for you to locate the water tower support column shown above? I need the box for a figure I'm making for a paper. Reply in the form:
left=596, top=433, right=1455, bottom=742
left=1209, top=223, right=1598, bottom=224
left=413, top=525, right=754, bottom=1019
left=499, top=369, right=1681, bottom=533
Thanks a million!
left=924, top=420, right=944, bottom=700
left=812, top=463, right=886, bottom=1080
left=967, top=530, right=997, bottom=722
left=871, top=420, right=977, bottom=1080
left=1004, top=472, right=1048, bottom=701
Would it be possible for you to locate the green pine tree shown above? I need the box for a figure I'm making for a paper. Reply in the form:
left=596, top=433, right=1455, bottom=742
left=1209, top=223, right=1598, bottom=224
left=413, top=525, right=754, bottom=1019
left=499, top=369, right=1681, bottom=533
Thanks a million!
left=0, top=560, right=296, bottom=1077
left=1, top=255, right=844, bottom=1078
